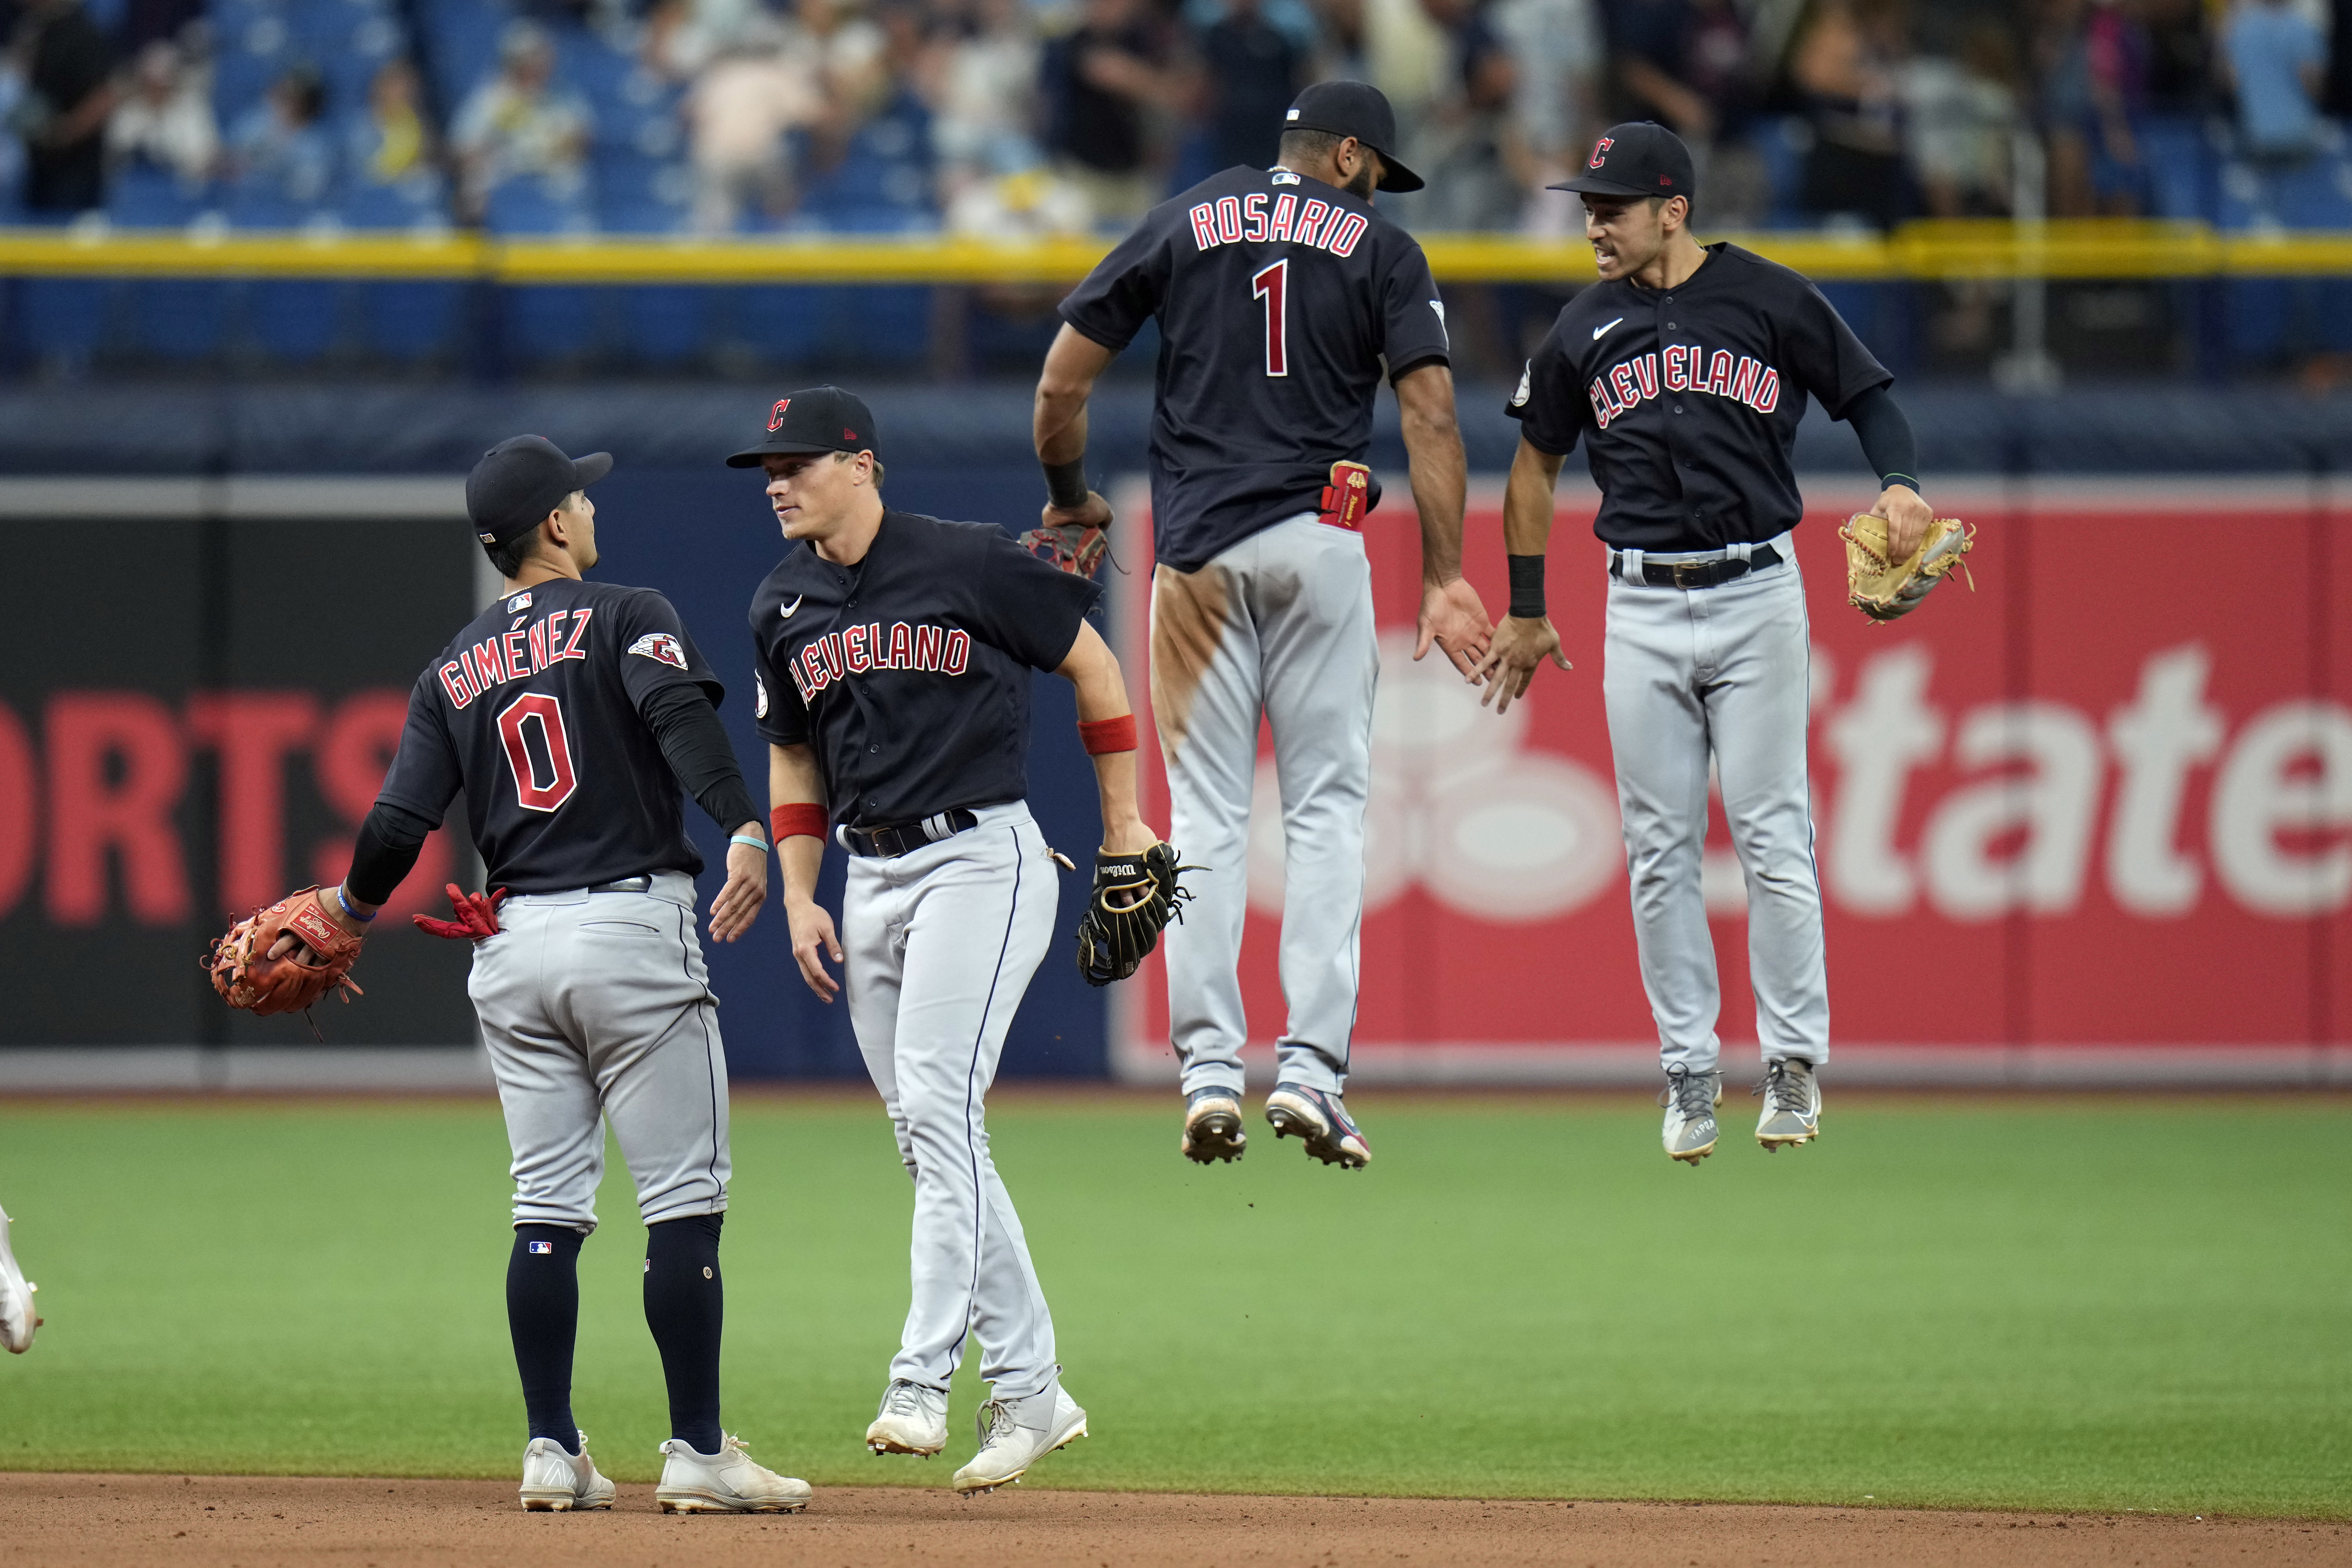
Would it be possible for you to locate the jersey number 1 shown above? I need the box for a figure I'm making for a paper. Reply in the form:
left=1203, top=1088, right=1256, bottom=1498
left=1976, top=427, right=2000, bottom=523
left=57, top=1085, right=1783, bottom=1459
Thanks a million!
left=1251, top=259, right=1288, bottom=377
left=497, top=692, right=578, bottom=813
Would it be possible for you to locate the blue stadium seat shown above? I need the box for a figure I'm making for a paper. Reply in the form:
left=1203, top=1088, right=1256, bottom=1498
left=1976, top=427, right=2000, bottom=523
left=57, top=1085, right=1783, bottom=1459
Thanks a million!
left=212, top=0, right=297, bottom=124
left=482, top=176, right=594, bottom=237
left=339, top=168, right=452, bottom=230
left=290, top=0, right=409, bottom=111
left=594, top=151, right=691, bottom=234
left=414, top=0, right=512, bottom=108
left=106, top=165, right=208, bottom=228
left=2138, top=115, right=2215, bottom=222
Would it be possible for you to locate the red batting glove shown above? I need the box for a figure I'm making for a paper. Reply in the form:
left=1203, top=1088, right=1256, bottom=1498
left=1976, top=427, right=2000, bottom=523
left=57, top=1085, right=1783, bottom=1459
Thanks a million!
left=412, top=884, right=508, bottom=941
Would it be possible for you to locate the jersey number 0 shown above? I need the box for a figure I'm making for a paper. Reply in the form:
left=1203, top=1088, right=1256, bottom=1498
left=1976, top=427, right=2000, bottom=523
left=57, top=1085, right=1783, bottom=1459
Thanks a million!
left=497, top=692, right=579, bottom=813
left=1251, top=259, right=1288, bottom=377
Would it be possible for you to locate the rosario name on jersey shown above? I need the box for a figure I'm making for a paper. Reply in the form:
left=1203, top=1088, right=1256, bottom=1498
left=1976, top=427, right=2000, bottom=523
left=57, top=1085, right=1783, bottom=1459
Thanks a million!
left=749, top=510, right=1100, bottom=830
left=1058, top=164, right=1452, bottom=573
left=376, top=578, right=725, bottom=894
left=1506, top=242, right=1891, bottom=553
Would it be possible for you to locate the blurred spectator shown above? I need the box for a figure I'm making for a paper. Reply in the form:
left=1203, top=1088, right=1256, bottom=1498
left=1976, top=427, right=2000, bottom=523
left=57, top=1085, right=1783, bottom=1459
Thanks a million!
left=1197, top=0, right=1304, bottom=171
left=1602, top=0, right=1766, bottom=223
left=1412, top=0, right=1523, bottom=229
left=934, top=0, right=1043, bottom=189
left=2039, top=0, right=2151, bottom=216
left=2220, top=0, right=2326, bottom=162
left=946, top=161, right=1092, bottom=232
left=2140, top=0, right=2210, bottom=114
left=1493, top=0, right=1601, bottom=232
left=1789, top=0, right=1910, bottom=229
left=451, top=20, right=592, bottom=216
left=1903, top=20, right=2018, bottom=216
left=786, top=0, right=889, bottom=124
left=10, top=0, right=120, bottom=216
left=1041, top=0, right=1191, bottom=227
left=106, top=36, right=216, bottom=187
left=347, top=58, right=437, bottom=190
left=643, top=0, right=772, bottom=82
left=118, top=0, right=204, bottom=54
left=2329, top=0, right=2352, bottom=118
left=683, top=15, right=820, bottom=230
left=225, top=66, right=332, bottom=210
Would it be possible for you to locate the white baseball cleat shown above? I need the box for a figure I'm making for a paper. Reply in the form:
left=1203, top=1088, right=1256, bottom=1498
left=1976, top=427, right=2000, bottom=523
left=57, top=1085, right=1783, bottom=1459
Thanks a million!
left=952, top=1383, right=1087, bottom=1495
left=866, top=1379, right=949, bottom=1456
left=518, top=1431, right=616, bottom=1511
left=1753, top=1058, right=1822, bottom=1150
left=1180, top=1085, right=1246, bottom=1164
left=656, top=1433, right=813, bottom=1513
left=0, top=1205, right=40, bottom=1354
left=1658, top=1066, right=1722, bottom=1164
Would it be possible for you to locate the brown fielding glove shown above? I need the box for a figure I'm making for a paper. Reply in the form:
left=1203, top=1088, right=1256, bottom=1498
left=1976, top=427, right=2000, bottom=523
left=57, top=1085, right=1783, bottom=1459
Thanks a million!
left=1018, top=517, right=1110, bottom=580
left=1075, top=843, right=1196, bottom=987
left=1840, top=511, right=1976, bottom=623
left=205, top=887, right=365, bottom=1019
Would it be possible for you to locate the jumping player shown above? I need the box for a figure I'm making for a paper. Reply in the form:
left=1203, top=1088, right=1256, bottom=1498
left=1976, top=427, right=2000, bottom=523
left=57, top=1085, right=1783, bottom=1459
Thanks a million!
left=1477, top=123, right=1937, bottom=1163
left=1031, top=80, right=1492, bottom=1169
left=736, top=388, right=1160, bottom=1494
left=310, top=437, right=813, bottom=1511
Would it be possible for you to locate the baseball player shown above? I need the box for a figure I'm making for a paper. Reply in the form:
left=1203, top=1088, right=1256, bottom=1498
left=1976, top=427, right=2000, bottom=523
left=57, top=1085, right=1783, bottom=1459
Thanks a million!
left=0, top=1204, right=37, bottom=1353
left=1030, top=80, right=1492, bottom=1169
left=285, top=437, right=812, bottom=1511
left=737, top=388, right=1160, bottom=1494
left=1477, top=123, right=1935, bottom=1163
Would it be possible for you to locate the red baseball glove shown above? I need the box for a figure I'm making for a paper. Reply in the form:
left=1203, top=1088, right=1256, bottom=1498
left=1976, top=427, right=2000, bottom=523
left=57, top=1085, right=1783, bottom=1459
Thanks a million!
left=205, top=887, right=365, bottom=1018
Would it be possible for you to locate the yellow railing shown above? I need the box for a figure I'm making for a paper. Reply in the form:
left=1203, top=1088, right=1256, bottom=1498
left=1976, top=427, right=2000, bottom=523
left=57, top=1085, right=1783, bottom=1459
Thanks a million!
left=2, top=219, right=2349, bottom=283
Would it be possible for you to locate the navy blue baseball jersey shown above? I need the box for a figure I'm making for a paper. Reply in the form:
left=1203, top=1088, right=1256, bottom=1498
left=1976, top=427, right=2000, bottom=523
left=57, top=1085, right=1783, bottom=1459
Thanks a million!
left=1059, top=164, right=1452, bottom=573
left=376, top=579, right=724, bottom=894
left=1505, top=242, right=1891, bottom=552
left=750, top=511, right=1102, bottom=828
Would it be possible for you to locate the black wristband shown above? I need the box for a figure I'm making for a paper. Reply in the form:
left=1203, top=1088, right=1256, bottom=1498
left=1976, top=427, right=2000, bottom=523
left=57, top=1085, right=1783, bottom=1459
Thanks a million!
left=1879, top=472, right=1921, bottom=494
left=1507, top=554, right=1547, bottom=620
left=1043, top=457, right=1089, bottom=510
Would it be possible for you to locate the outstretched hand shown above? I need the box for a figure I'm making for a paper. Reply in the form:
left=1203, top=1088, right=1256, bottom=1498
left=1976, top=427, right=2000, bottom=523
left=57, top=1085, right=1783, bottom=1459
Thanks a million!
left=1469, top=616, right=1573, bottom=714
left=1416, top=577, right=1494, bottom=679
left=787, top=898, right=844, bottom=1002
left=708, top=834, right=769, bottom=943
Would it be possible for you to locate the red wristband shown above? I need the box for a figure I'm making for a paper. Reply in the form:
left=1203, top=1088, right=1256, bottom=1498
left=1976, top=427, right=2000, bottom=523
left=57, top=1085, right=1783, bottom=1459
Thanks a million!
left=1079, top=714, right=1138, bottom=755
left=771, top=803, right=829, bottom=843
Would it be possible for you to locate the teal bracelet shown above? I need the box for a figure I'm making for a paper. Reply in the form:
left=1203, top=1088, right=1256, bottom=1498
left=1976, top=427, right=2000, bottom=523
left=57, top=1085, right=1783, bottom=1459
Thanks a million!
left=729, top=834, right=770, bottom=854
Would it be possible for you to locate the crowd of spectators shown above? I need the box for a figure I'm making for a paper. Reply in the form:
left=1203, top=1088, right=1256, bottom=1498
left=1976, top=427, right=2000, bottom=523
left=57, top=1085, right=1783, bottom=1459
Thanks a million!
left=1, top=0, right=2347, bottom=237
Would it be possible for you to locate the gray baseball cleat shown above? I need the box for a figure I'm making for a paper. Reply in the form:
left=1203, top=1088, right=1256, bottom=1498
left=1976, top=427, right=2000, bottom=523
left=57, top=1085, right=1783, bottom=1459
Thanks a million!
left=1263, top=1083, right=1370, bottom=1169
left=952, top=1383, right=1087, bottom=1495
left=656, top=1433, right=812, bottom=1513
left=1753, top=1058, right=1822, bottom=1150
left=1658, top=1066, right=1723, bottom=1164
left=518, top=1431, right=616, bottom=1511
left=866, top=1378, right=949, bottom=1456
left=1180, top=1085, right=1246, bottom=1164
left=0, top=1205, right=39, bottom=1355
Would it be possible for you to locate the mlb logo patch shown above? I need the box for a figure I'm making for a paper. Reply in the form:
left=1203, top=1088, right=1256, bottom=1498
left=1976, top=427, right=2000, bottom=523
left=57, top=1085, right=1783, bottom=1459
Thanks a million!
left=508, top=591, right=532, bottom=612
left=628, top=632, right=690, bottom=670
left=529, top=1240, right=553, bottom=1255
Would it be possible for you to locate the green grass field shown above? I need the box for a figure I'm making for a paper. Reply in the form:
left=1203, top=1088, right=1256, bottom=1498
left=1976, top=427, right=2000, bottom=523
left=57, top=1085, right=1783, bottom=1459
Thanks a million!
left=0, top=1092, right=2344, bottom=1517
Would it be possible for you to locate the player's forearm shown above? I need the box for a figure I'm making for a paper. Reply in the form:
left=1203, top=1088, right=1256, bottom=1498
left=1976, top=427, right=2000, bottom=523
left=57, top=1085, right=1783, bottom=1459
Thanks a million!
left=1035, top=325, right=1113, bottom=467
left=1057, top=624, right=1146, bottom=835
left=1395, top=364, right=1468, bottom=584
left=642, top=684, right=759, bottom=836
left=343, top=800, right=437, bottom=908
left=1502, top=439, right=1567, bottom=556
left=1843, top=385, right=1919, bottom=493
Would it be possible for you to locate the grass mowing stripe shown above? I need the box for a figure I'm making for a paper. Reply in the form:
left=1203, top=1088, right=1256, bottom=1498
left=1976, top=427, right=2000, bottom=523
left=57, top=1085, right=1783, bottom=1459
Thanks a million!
left=0, top=1095, right=2342, bottom=1516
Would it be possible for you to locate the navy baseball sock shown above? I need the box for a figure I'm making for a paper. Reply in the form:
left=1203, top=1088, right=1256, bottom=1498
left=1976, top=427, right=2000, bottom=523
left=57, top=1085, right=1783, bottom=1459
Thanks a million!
left=644, top=1213, right=725, bottom=1454
left=506, top=1225, right=584, bottom=1453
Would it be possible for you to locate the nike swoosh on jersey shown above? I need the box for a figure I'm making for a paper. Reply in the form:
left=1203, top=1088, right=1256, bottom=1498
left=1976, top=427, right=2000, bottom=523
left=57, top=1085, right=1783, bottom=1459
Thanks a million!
left=780, top=595, right=804, bottom=618
left=1592, top=316, right=1625, bottom=341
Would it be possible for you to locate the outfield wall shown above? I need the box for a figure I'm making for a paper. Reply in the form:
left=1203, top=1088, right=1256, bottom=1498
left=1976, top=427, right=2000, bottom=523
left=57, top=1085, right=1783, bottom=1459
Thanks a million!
left=1111, top=475, right=2352, bottom=1088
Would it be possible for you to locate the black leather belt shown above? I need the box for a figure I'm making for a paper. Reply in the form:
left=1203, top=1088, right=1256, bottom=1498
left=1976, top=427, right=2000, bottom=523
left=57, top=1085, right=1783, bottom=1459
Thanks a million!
left=841, top=809, right=979, bottom=859
left=1612, top=542, right=1781, bottom=589
left=587, top=875, right=652, bottom=893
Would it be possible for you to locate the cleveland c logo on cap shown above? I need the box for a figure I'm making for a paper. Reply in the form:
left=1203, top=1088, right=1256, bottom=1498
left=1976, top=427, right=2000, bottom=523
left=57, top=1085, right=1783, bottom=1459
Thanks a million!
left=1590, top=136, right=1613, bottom=168
left=768, top=398, right=791, bottom=431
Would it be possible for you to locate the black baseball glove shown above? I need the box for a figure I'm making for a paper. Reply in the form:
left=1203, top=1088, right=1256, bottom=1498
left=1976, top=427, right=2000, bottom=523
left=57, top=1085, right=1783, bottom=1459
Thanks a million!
left=1075, top=842, right=1196, bottom=987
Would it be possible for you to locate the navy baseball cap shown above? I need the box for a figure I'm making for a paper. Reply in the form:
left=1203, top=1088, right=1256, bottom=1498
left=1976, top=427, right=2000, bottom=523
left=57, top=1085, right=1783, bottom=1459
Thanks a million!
left=467, top=435, right=612, bottom=546
left=727, top=386, right=883, bottom=467
left=1551, top=122, right=1696, bottom=201
left=1281, top=80, right=1423, bottom=193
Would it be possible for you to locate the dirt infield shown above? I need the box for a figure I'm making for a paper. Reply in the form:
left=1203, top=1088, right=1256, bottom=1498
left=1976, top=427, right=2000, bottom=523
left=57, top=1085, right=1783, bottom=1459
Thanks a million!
left=2, top=1475, right=2341, bottom=1567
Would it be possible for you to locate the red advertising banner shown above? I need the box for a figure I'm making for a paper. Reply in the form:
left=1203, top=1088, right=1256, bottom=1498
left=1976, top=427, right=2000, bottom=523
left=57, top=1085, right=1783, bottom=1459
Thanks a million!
left=1112, top=477, right=2352, bottom=1084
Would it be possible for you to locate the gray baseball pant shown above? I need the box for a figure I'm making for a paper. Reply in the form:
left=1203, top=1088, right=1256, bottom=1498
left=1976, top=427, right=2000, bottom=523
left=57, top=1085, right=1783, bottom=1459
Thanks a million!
left=1151, top=512, right=1378, bottom=1096
left=1601, top=538, right=1829, bottom=1075
left=468, top=870, right=732, bottom=1232
left=845, top=802, right=1062, bottom=1402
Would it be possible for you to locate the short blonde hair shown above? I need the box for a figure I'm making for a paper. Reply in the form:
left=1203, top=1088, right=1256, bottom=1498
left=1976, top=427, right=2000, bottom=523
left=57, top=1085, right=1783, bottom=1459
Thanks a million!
left=834, top=449, right=885, bottom=488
